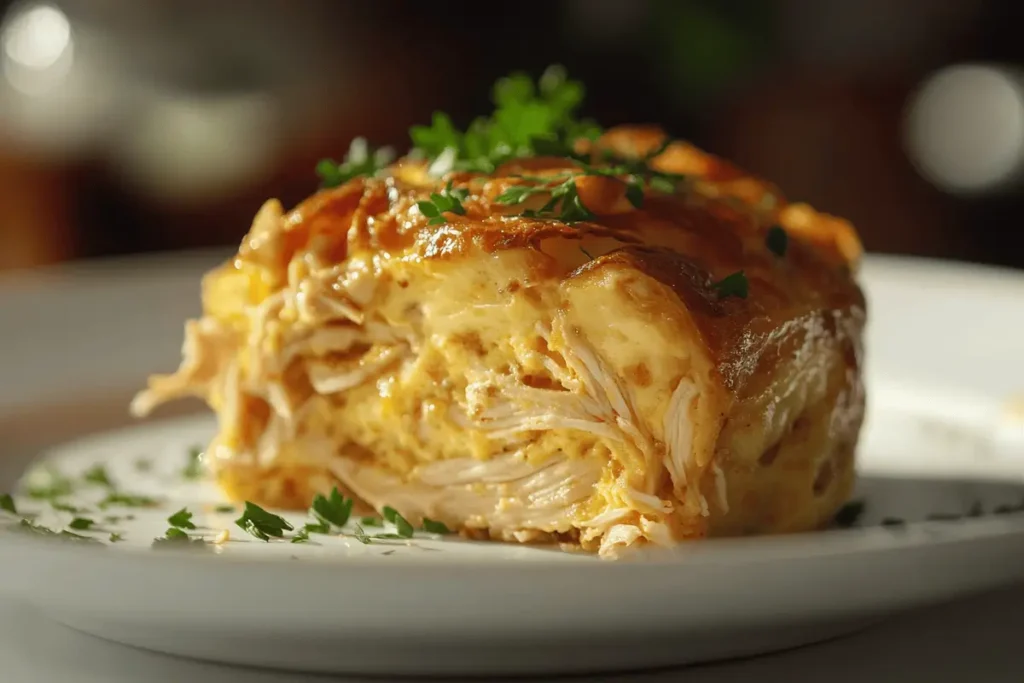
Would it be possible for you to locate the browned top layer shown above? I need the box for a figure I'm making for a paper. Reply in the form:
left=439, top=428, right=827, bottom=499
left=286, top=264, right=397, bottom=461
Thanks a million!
left=254, top=125, right=866, bottom=396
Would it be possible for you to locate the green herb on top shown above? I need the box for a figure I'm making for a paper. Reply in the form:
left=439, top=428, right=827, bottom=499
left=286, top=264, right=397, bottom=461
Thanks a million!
left=766, top=225, right=788, bottom=258
left=53, top=502, right=85, bottom=514
left=67, top=517, right=95, bottom=531
left=409, top=65, right=600, bottom=174
left=710, top=271, right=749, bottom=300
left=291, top=528, right=311, bottom=544
left=0, top=494, right=15, bottom=515
left=214, top=504, right=236, bottom=514
left=109, top=532, right=124, bottom=543
left=183, top=445, right=204, bottom=480
left=417, top=180, right=470, bottom=226
left=168, top=507, right=197, bottom=530
left=99, top=492, right=160, bottom=509
left=422, top=518, right=451, bottom=535
left=497, top=175, right=595, bottom=223
left=833, top=500, right=866, bottom=528
left=82, top=464, right=113, bottom=488
left=304, top=520, right=331, bottom=534
left=316, top=138, right=395, bottom=189
left=360, top=516, right=383, bottom=527
left=235, top=502, right=294, bottom=542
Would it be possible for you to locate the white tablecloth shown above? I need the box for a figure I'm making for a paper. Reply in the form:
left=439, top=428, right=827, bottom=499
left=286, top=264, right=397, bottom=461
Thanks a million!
left=2, top=585, right=1020, bottom=682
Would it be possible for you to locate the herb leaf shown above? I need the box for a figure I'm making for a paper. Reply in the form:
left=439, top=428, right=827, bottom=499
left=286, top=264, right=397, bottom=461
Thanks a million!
left=291, top=528, right=311, bottom=544
left=99, top=492, right=159, bottom=509
left=834, top=500, right=866, bottom=528
left=422, top=518, right=451, bottom=534
left=360, top=516, right=383, bottom=527
left=316, top=138, right=395, bottom=189
left=109, top=532, right=124, bottom=543
left=153, top=527, right=206, bottom=549
left=766, top=225, right=788, bottom=257
left=417, top=181, right=470, bottom=225
left=24, top=467, right=74, bottom=500
left=710, top=271, right=749, bottom=300
left=0, top=493, right=15, bottom=515
left=311, top=487, right=354, bottom=528
left=168, top=507, right=197, bottom=530
left=183, top=445, right=204, bottom=480
left=235, top=502, right=293, bottom=542
left=353, top=525, right=372, bottom=545
left=68, top=517, right=95, bottom=531
left=83, top=464, right=113, bottom=487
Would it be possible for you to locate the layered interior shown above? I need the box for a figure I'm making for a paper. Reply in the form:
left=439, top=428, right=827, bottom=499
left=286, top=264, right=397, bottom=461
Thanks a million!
left=132, top=202, right=727, bottom=557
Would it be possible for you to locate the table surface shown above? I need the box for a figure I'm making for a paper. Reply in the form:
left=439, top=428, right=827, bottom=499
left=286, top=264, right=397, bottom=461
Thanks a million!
left=1, top=586, right=1021, bottom=683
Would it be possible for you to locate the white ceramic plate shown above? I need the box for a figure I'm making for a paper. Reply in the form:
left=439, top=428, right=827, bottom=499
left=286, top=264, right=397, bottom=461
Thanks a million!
left=0, top=252, right=1022, bottom=677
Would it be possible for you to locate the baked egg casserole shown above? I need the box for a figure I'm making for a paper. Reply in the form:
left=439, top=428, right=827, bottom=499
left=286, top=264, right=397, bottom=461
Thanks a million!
left=132, top=67, right=866, bottom=558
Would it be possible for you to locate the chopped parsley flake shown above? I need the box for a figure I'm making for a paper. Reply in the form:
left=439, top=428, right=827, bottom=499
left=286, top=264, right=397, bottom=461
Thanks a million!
left=67, top=517, right=95, bottom=531
left=52, top=502, right=85, bottom=514
left=352, top=525, right=372, bottom=545
left=99, top=492, right=160, bottom=509
left=167, top=507, right=197, bottom=530
left=0, top=494, right=15, bottom=515
left=311, top=487, right=354, bottom=528
left=109, top=532, right=124, bottom=543
left=16, top=519, right=102, bottom=545
left=291, top=528, right=311, bottom=544
left=235, top=502, right=294, bottom=542
left=214, top=504, right=237, bottom=514
left=316, top=137, right=395, bottom=188
left=416, top=180, right=470, bottom=225
left=710, top=271, right=749, bottom=300
left=422, top=518, right=451, bottom=534
left=82, top=464, right=113, bottom=487
left=833, top=500, right=865, bottom=528
left=360, top=516, right=383, bottom=527
left=183, top=446, right=204, bottom=480
left=152, top=527, right=206, bottom=549
left=766, top=225, right=789, bottom=257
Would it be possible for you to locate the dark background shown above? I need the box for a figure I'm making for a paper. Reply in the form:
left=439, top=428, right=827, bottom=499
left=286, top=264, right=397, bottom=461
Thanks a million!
left=1, top=0, right=1023, bottom=271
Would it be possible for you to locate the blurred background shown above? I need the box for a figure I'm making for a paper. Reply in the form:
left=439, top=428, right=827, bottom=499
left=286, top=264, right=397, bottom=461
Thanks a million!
left=1, top=0, right=1023, bottom=272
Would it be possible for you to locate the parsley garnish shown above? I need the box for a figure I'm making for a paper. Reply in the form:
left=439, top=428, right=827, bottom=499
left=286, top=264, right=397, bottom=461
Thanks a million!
left=83, top=464, right=113, bottom=487
left=214, top=504, right=236, bottom=514
left=311, top=487, right=354, bottom=528
left=235, top=501, right=293, bottom=542
left=168, top=507, right=196, bottom=530
left=99, top=492, right=159, bottom=509
left=68, top=517, right=95, bottom=531
left=291, top=519, right=332, bottom=545
left=183, top=445, right=204, bottom=480
left=352, top=524, right=372, bottom=545
left=410, top=65, right=599, bottom=174
left=360, top=516, right=383, bottom=527
left=16, top=519, right=101, bottom=544
left=316, top=137, right=394, bottom=188
left=422, top=518, right=451, bottom=535
left=710, top=271, right=749, bottom=300
left=0, top=494, right=15, bottom=515
left=109, top=532, right=124, bottom=543
left=382, top=506, right=414, bottom=538
left=53, top=502, right=85, bottom=514
left=833, top=500, right=865, bottom=528
left=152, top=527, right=206, bottom=549
left=497, top=175, right=595, bottom=223
left=766, top=225, right=788, bottom=257
left=416, top=180, right=470, bottom=225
